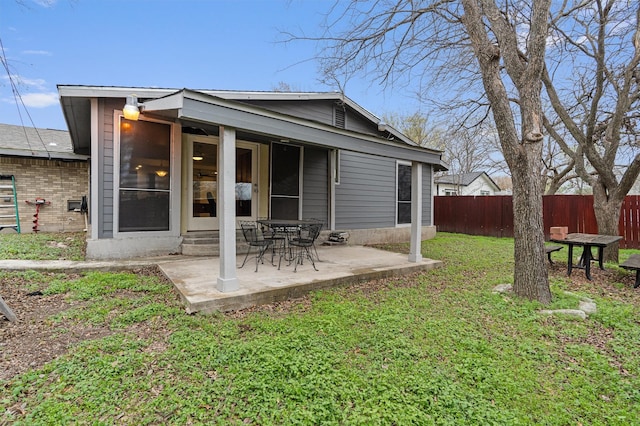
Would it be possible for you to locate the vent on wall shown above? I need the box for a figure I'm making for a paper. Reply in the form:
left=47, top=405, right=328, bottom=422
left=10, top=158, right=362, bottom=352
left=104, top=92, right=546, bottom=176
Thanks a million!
left=334, top=106, right=346, bottom=129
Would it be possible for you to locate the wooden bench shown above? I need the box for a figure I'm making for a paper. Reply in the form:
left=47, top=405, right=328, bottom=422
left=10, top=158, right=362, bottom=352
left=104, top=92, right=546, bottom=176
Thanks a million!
left=620, top=254, right=640, bottom=288
left=545, top=245, right=563, bottom=264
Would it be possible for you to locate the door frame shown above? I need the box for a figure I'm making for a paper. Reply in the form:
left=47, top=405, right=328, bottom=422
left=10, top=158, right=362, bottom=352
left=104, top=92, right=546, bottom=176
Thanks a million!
left=184, top=134, right=259, bottom=231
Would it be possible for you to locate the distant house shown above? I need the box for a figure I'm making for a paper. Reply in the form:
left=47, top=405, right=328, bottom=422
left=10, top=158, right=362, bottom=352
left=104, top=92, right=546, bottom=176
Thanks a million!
left=435, top=171, right=500, bottom=196
left=0, top=123, right=89, bottom=233
left=57, top=85, right=448, bottom=271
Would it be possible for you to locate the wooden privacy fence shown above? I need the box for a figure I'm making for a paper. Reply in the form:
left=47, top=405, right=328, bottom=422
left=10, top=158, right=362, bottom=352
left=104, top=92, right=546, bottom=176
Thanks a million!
left=434, top=195, right=640, bottom=249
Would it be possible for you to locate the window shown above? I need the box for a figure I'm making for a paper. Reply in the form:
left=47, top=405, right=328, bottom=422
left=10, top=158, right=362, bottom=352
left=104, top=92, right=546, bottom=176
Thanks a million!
left=445, top=189, right=457, bottom=196
left=270, top=142, right=301, bottom=219
left=397, top=162, right=411, bottom=224
left=118, top=117, right=172, bottom=232
left=480, top=190, right=490, bottom=196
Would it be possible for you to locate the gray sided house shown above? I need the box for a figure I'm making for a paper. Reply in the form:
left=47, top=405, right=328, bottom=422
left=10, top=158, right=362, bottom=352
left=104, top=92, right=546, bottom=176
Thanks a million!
left=58, top=85, right=446, bottom=289
left=0, top=123, right=88, bottom=233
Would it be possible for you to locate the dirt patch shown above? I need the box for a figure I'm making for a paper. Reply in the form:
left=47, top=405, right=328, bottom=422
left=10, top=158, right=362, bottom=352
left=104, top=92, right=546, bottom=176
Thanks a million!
left=0, top=267, right=173, bottom=382
left=1, top=263, right=639, bottom=382
left=0, top=273, right=111, bottom=381
left=547, top=261, right=640, bottom=305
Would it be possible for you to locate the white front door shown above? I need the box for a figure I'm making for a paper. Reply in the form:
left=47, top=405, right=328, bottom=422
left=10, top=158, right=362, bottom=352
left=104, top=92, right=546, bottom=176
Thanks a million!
left=185, top=134, right=258, bottom=231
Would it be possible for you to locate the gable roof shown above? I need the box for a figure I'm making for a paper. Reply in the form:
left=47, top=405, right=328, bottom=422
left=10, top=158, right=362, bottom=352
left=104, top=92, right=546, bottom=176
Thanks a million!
left=435, top=171, right=500, bottom=190
left=57, top=85, right=447, bottom=170
left=0, top=123, right=88, bottom=161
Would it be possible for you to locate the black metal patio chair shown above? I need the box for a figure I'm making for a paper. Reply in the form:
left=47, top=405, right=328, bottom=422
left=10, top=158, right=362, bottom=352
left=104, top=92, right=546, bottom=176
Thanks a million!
left=303, top=218, right=324, bottom=261
left=258, top=218, right=289, bottom=269
left=239, top=221, right=274, bottom=272
left=289, top=221, right=323, bottom=272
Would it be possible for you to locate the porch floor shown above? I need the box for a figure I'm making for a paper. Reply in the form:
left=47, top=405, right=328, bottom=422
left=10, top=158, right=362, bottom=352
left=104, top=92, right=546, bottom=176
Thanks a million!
left=159, top=245, right=443, bottom=313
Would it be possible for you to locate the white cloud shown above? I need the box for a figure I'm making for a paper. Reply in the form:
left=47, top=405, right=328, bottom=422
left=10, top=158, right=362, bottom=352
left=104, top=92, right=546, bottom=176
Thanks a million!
left=20, top=92, right=59, bottom=108
left=18, top=77, right=48, bottom=90
left=22, top=50, right=53, bottom=56
left=2, top=74, right=48, bottom=90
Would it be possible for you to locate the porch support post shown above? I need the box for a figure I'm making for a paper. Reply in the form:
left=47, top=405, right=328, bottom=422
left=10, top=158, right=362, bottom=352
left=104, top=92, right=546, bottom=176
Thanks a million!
left=217, top=126, right=240, bottom=292
left=409, top=161, right=423, bottom=263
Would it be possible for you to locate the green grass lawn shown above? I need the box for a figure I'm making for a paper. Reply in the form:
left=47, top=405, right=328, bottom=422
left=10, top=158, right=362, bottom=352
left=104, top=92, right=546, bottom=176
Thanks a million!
left=1, top=233, right=639, bottom=425
left=0, top=231, right=86, bottom=260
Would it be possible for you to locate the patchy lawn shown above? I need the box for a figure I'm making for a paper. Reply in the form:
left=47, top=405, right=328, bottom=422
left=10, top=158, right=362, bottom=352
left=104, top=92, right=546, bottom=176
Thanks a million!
left=1, top=233, right=639, bottom=425
left=0, top=232, right=86, bottom=261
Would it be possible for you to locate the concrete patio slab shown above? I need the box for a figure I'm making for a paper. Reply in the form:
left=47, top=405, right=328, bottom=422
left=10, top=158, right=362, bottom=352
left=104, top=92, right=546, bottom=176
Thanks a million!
left=159, top=245, right=443, bottom=313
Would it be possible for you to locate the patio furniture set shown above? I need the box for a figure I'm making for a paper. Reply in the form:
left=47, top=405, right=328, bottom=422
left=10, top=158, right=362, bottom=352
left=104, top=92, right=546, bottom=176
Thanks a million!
left=550, top=232, right=624, bottom=281
left=239, top=219, right=323, bottom=273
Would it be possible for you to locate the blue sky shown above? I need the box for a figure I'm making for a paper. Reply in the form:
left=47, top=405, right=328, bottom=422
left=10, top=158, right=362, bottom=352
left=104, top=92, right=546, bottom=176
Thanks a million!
left=1, top=0, right=422, bottom=131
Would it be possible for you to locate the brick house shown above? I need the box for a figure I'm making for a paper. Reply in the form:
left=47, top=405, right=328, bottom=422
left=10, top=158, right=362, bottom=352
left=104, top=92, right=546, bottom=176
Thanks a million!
left=0, top=123, right=89, bottom=233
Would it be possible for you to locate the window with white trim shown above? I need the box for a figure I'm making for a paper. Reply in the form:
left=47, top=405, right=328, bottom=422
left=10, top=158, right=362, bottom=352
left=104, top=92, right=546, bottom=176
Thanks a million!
left=397, top=161, right=412, bottom=225
left=117, top=117, right=172, bottom=232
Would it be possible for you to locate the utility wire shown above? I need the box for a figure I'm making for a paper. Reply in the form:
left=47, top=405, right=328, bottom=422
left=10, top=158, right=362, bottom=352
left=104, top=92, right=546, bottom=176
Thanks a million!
left=0, top=35, right=51, bottom=159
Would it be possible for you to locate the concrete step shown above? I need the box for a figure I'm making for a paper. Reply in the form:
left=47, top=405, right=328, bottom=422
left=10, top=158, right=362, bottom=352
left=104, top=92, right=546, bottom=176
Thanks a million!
left=180, top=230, right=247, bottom=256
left=181, top=243, right=220, bottom=256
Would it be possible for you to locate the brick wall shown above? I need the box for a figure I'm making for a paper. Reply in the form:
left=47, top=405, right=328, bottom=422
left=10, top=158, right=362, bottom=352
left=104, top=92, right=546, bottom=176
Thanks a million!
left=0, top=157, right=89, bottom=233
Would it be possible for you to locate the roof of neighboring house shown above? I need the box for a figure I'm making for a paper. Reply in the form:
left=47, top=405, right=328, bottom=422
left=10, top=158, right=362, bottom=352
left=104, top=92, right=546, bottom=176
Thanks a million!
left=435, top=171, right=500, bottom=190
left=0, top=123, right=88, bottom=161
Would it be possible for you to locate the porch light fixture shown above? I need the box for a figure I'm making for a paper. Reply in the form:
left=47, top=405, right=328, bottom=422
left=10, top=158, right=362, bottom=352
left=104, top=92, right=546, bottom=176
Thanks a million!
left=377, top=122, right=387, bottom=132
left=123, top=95, right=141, bottom=121
left=193, top=155, right=203, bottom=161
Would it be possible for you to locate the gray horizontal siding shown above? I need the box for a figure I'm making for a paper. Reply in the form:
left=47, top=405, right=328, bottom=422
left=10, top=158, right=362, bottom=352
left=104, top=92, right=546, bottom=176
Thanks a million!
left=302, top=147, right=329, bottom=224
left=240, top=100, right=334, bottom=126
left=344, top=109, right=377, bottom=134
left=99, top=99, right=119, bottom=238
left=422, top=165, right=432, bottom=226
left=335, top=151, right=396, bottom=229
left=336, top=152, right=434, bottom=230
left=241, top=99, right=379, bottom=136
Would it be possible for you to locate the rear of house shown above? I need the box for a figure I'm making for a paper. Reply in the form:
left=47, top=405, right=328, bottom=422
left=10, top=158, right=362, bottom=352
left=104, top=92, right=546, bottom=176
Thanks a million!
left=58, top=86, right=447, bottom=261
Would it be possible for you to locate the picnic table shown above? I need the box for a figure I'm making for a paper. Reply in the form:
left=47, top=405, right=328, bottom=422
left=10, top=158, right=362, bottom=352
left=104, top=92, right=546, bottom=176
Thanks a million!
left=620, top=254, right=640, bottom=289
left=550, top=233, right=622, bottom=280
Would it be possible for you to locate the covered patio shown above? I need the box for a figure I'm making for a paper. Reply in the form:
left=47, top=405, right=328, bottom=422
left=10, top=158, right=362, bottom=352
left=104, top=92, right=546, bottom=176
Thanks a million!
left=159, top=244, right=443, bottom=313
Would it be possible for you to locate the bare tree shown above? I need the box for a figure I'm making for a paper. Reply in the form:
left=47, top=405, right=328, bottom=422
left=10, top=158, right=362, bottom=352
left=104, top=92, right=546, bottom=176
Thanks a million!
left=541, top=123, right=578, bottom=195
left=542, top=1, right=640, bottom=261
left=384, top=111, right=505, bottom=181
left=494, top=175, right=512, bottom=193
left=382, top=111, right=445, bottom=149
left=442, top=121, right=502, bottom=177
left=292, top=0, right=554, bottom=302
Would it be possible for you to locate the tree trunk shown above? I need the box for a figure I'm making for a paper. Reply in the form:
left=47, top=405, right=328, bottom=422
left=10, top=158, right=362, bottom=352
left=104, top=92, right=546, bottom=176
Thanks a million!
left=461, top=0, right=552, bottom=304
left=592, top=183, right=623, bottom=262
left=510, top=149, right=552, bottom=304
